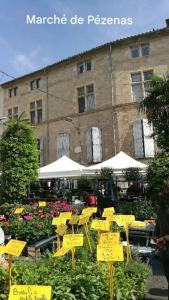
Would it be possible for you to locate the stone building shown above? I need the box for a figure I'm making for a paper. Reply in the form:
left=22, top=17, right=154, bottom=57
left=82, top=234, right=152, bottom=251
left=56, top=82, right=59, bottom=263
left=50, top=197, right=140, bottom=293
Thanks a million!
left=1, top=20, right=169, bottom=166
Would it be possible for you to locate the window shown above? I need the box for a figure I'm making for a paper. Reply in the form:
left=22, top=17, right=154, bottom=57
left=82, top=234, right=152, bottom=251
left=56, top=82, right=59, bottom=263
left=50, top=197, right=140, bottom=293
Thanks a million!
left=37, top=137, right=44, bottom=165
left=8, top=107, right=18, bottom=118
left=30, top=100, right=43, bottom=124
left=130, top=44, right=150, bottom=58
left=131, top=70, right=153, bottom=102
left=77, top=84, right=94, bottom=113
left=8, top=87, right=18, bottom=98
left=77, top=60, right=92, bottom=74
left=133, top=119, right=154, bottom=158
left=86, top=127, right=102, bottom=163
left=57, top=133, right=70, bottom=159
left=30, top=78, right=41, bottom=90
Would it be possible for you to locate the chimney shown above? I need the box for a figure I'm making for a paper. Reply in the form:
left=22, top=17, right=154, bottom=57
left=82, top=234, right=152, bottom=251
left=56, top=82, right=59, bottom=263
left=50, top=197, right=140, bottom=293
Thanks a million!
left=166, top=19, right=169, bottom=28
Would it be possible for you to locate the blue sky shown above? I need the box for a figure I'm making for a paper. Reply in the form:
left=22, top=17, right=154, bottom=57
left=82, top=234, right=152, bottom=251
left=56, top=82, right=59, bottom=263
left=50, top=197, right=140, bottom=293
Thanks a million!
left=0, top=0, right=168, bottom=83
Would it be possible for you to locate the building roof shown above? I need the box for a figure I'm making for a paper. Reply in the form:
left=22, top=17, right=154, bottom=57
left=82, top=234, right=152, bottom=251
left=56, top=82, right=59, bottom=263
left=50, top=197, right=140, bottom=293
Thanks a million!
left=1, top=26, right=169, bottom=87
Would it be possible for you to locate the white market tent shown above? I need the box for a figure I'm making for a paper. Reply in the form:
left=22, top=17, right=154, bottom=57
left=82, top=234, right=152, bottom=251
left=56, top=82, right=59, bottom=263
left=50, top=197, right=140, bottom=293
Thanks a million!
left=85, top=151, right=147, bottom=175
left=39, top=155, right=87, bottom=179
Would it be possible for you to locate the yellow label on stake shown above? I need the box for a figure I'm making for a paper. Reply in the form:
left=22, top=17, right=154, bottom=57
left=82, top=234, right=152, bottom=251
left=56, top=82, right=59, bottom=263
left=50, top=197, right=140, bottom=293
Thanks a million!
left=69, top=215, right=79, bottom=225
left=52, top=217, right=67, bottom=226
left=97, top=244, right=124, bottom=262
left=0, top=245, right=5, bottom=255
left=91, top=220, right=110, bottom=232
left=103, top=207, right=115, bottom=213
left=38, top=201, right=46, bottom=207
left=82, top=207, right=97, bottom=215
left=102, top=211, right=115, bottom=219
left=8, top=285, right=52, bottom=300
left=53, top=246, right=71, bottom=257
left=5, top=240, right=26, bottom=257
left=112, top=215, right=135, bottom=225
left=63, top=234, right=83, bottom=248
left=78, top=215, right=89, bottom=225
left=14, top=208, right=24, bottom=214
left=99, top=232, right=120, bottom=245
left=56, top=224, right=67, bottom=236
left=59, top=212, right=72, bottom=220
left=129, top=221, right=147, bottom=228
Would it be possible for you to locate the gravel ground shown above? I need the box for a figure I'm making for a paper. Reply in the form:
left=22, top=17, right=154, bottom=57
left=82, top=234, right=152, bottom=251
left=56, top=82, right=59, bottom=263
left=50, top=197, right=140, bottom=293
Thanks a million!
left=145, top=255, right=168, bottom=300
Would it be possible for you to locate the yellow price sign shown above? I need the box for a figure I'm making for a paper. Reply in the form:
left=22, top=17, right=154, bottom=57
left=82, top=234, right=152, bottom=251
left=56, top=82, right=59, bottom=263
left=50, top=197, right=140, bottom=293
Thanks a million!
left=91, top=220, right=110, bottom=232
left=63, top=234, right=83, bottom=248
left=8, top=285, right=52, bottom=300
left=103, top=207, right=115, bottom=213
left=102, top=211, right=115, bottom=219
left=112, top=215, right=135, bottom=225
left=78, top=215, right=89, bottom=225
left=69, top=215, right=79, bottom=225
left=38, top=201, right=46, bottom=207
left=5, top=240, right=26, bottom=257
left=52, top=217, right=67, bottom=226
left=0, top=245, right=5, bottom=255
left=99, top=232, right=120, bottom=246
left=97, top=244, right=124, bottom=262
left=53, top=246, right=71, bottom=257
left=14, top=208, right=24, bottom=214
left=59, top=212, right=72, bottom=220
left=56, top=224, right=67, bottom=236
left=82, top=207, right=97, bottom=215
left=129, top=221, right=147, bottom=228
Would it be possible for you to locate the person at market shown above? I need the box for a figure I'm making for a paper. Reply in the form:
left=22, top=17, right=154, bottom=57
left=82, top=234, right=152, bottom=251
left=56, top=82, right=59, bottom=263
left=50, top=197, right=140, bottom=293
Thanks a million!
left=86, top=190, right=97, bottom=206
left=155, top=180, right=169, bottom=299
left=0, top=226, right=5, bottom=245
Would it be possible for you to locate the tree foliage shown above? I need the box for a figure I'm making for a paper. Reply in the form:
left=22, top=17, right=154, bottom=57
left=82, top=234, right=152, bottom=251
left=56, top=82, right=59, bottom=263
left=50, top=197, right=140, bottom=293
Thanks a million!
left=0, top=117, right=39, bottom=204
left=140, top=75, right=169, bottom=152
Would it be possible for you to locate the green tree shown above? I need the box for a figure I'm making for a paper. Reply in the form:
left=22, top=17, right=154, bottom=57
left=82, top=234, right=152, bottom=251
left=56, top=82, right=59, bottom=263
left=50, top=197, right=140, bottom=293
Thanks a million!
left=0, top=116, right=39, bottom=204
left=140, top=75, right=169, bottom=152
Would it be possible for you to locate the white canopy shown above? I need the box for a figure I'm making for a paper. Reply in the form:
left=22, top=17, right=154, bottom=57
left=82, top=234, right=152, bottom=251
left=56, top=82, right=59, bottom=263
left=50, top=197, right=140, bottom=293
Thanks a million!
left=39, top=156, right=86, bottom=179
left=86, top=151, right=147, bottom=175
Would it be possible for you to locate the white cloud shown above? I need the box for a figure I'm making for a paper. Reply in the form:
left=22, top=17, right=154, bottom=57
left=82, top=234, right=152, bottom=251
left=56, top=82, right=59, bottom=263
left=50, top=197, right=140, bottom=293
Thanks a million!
left=12, top=46, right=40, bottom=74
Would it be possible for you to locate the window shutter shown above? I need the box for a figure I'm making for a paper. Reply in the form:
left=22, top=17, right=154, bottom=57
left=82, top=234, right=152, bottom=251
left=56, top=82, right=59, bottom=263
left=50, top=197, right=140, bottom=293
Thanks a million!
left=142, top=119, right=154, bottom=157
left=133, top=120, right=144, bottom=158
left=57, top=133, right=69, bottom=159
left=92, top=127, right=102, bottom=162
left=86, top=128, right=93, bottom=162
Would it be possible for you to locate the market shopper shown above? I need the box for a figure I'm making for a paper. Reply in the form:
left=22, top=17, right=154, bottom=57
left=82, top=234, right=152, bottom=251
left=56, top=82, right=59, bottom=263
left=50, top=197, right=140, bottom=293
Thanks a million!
left=155, top=180, right=169, bottom=299
left=0, top=226, right=5, bottom=245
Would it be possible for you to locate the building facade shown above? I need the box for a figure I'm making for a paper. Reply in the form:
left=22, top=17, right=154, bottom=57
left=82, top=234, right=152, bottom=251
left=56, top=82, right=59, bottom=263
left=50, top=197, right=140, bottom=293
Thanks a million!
left=1, top=21, right=169, bottom=166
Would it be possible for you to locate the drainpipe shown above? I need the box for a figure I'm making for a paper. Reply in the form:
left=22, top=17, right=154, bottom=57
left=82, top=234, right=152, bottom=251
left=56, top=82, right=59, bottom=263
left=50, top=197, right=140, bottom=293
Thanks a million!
left=109, top=45, right=117, bottom=155
left=44, top=68, right=49, bottom=164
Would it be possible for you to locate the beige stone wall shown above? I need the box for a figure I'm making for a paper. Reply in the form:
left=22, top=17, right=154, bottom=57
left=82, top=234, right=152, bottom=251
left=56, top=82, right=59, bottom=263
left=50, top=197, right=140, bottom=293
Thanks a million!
left=1, top=30, right=169, bottom=165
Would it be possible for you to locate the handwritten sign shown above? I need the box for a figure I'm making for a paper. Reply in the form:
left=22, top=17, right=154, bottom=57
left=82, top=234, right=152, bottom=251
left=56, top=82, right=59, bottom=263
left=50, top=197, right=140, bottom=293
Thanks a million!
left=82, top=207, right=97, bottom=215
left=129, top=221, right=147, bottom=228
left=14, top=208, right=24, bottom=214
left=8, top=285, right=52, bottom=300
left=59, top=212, right=72, bottom=220
left=78, top=215, right=89, bottom=225
left=102, top=211, right=115, bottom=219
left=69, top=215, right=79, bottom=225
left=52, top=217, right=67, bottom=226
left=63, top=234, right=83, bottom=248
left=38, top=201, right=46, bottom=207
left=5, top=240, right=26, bottom=257
left=112, top=215, right=135, bottom=226
left=56, top=224, right=67, bottom=236
left=99, top=232, right=120, bottom=246
left=97, top=244, right=124, bottom=262
left=91, top=220, right=110, bottom=232
left=53, top=246, right=71, bottom=257
left=0, top=245, right=5, bottom=255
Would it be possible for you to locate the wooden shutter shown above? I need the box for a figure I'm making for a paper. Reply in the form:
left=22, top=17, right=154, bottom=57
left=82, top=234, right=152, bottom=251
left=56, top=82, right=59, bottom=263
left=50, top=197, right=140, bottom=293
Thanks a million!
left=92, top=127, right=102, bottom=162
left=133, top=120, right=144, bottom=158
left=57, top=133, right=69, bottom=159
left=86, top=128, right=93, bottom=162
left=142, top=119, right=154, bottom=157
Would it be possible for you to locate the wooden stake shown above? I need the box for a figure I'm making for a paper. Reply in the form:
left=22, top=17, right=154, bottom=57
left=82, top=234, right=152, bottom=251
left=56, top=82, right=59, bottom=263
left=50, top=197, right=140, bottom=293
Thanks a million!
left=8, top=254, right=13, bottom=292
left=83, top=224, right=92, bottom=253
